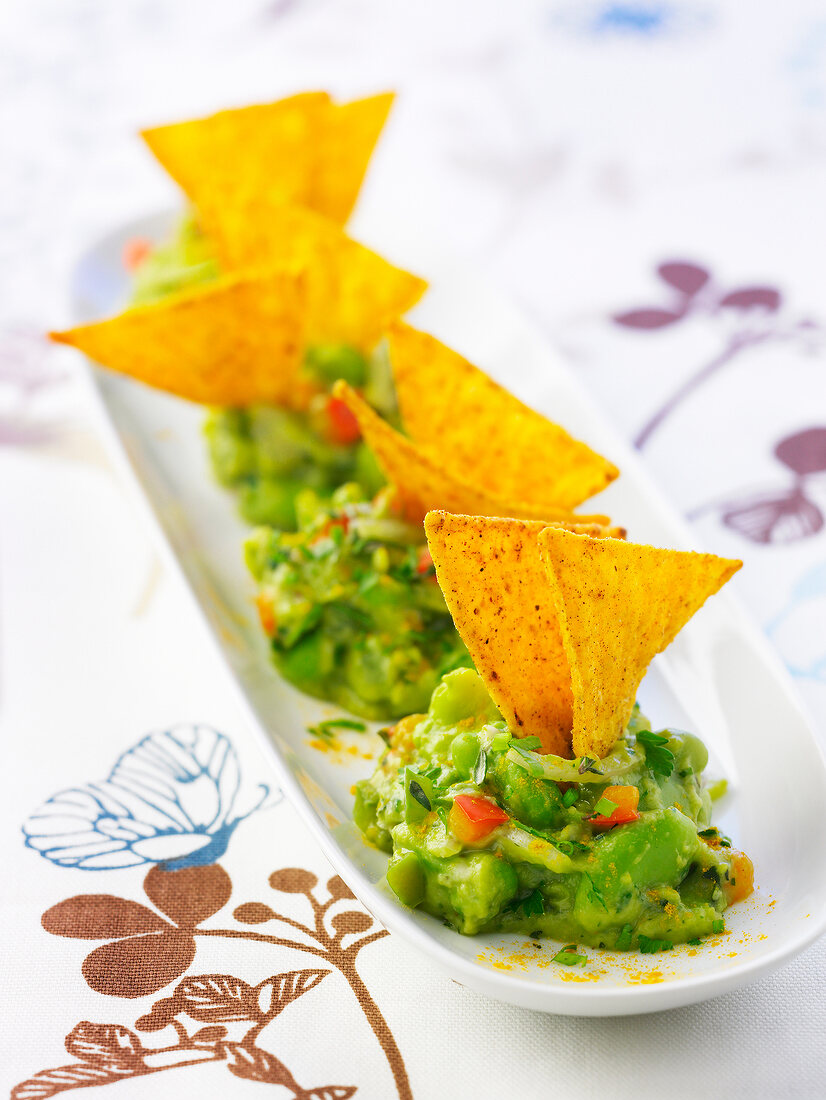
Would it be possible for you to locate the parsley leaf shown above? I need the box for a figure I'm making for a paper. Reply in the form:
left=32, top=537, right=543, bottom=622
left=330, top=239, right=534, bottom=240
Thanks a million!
left=637, top=934, right=673, bottom=954
left=636, top=729, right=675, bottom=777
left=552, top=944, right=587, bottom=967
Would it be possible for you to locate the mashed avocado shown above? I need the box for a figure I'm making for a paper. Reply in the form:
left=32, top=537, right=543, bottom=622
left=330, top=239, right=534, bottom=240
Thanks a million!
left=354, top=667, right=752, bottom=949
left=130, top=217, right=395, bottom=530
left=130, top=214, right=219, bottom=305
left=245, top=484, right=471, bottom=720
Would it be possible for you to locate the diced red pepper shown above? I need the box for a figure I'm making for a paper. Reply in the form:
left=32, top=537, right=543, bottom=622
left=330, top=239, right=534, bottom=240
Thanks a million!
left=325, top=396, right=361, bottom=445
left=722, top=849, right=754, bottom=905
left=123, top=237, right=152, bottom=271
left=312, top=515, right=350, bottom=544
left=589, top=785, right=640, bottom=829
left=416, top=546, right=436, bottom=579
left=255, top=593, right=276, bottom=638
left=449, top=794, right=509, bottom=844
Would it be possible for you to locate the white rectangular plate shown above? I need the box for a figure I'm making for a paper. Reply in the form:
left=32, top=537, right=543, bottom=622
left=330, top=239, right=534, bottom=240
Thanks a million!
left=70, top=210, right=826, bottom=1015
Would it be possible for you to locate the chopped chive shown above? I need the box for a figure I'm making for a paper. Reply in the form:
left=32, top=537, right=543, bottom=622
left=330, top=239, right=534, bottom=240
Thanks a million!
left=687, top=938, right=701, bottom=946
left=307, top=717, right=367, bottom=740
left=562, top=788, right=578, bottom=808
left=712, top=919, right=725, bottom=934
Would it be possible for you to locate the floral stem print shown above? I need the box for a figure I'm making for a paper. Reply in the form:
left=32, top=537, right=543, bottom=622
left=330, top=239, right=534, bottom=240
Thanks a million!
left=613, top=261, right=823, bottom=452
left=16, top=864, right=411, bottom=1100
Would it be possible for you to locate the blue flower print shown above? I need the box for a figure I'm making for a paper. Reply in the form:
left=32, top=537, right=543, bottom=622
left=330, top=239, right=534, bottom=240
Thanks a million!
left=23, top=724, right=276, bottom=870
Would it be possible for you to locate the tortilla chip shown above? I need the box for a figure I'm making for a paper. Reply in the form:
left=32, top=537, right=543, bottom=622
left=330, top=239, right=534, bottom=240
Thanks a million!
left=538, top=527, right=742, bottom=760
left=50, top=272, right=308, bottom=408
left=307, top=92, right=395, bottom=223
left=142, top=92, right=329, bottom=207
left=333, top=383, right=610, bottom=527
left=389, top=322, right=619, bottom=511
left=424, top=512, right=620, bottom=755
left=202, top=203, right=426, bottom=350
left=141, top=91, right=393, bottom=225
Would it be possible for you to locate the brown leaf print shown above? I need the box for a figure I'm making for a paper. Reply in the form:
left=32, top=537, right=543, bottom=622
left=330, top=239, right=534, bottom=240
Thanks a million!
left=657, top=261, right=710, bottom=295
left=327, top=876, right=356, bottom=901
left=63, top=1022, right=145, bottom=1068
left=255, top=969, right=330, bottom=1017
left=12, top=1063, right=131, bottom=1099
left=775, top=427, right=826, bottom=476
left=234, top=901, right=276, bottom=923
left=690, top=426, right=826, bottom=545
left=42, top=896, right=168, bottom=939
left=612, top=259, right=823, bottom=450
left=176, top=974, right=258, bottom=1022
left=82, top=931, right=197, bottom=998
left=143, top=864, right=232, bottom=927
left=20, top=865, right=411, bottom=1098
left=721, top=488, right=823, bottom=544
left=719, top=286, right=781, bottom=311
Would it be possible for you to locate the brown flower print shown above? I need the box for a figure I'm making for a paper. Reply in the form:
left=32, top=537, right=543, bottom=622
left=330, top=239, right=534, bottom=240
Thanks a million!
left=17, top=864, right=411, bottom=1100
left=689, top=426, right=826, bottom=544
left=41, top=865, right=232, bottom=997
left=612, top=260, right=823, bottom=450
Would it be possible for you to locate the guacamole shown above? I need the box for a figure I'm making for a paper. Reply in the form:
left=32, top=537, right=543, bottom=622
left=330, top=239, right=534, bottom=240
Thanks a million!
left=129, top=217, right=400, bottom=530
left=130, top=214, right=219, bottom=305
left=245, top=484, right=471, bottom=720
left=354, top=667, right=752, bottom=948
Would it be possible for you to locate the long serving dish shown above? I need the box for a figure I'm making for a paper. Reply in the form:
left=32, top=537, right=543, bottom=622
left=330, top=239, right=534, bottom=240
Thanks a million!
left=69, top=209, right=826, bottom=1015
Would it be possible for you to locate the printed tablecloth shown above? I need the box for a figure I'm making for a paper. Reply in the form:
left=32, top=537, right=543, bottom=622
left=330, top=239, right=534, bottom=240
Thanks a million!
left=3, top=3, right=826, bottom=1098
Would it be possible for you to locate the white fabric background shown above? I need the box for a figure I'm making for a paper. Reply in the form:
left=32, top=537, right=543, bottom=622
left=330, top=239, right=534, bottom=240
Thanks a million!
left=2, top=2, right=826, bottom=1097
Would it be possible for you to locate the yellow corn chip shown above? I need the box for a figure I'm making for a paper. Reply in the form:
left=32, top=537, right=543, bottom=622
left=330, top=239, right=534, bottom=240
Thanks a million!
left=389, top=322, right=619, bottom=511
left=307, top=92, right=395, bottom=223
left=50, top=272, right=308, bottom=408
left=202, top=203, right=426, bottom=350
left=142, top=92, right=329, bottom=208
left=424, top=512, right=620, bottom=755
left=141, top=91, right=393, bottom=225
left=333, top=383, right=610, bottom=527
left=538, top=528, right=742, bottom=760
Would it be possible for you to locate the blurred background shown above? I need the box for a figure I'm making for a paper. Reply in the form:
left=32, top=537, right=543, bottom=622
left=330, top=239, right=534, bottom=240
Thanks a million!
left=3, top=0, right=826, bottom=733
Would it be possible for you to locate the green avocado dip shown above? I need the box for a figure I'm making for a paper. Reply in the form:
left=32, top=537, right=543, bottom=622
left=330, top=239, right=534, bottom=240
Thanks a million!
left=354, top=667, right=752, bottom=950
left=128, top=216, right=396, bottom=531
left=245, top=484, right=471, bottom=720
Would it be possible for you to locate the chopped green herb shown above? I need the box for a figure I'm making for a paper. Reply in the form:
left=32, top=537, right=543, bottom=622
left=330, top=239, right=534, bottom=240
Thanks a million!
left=638, top=934, right=673, bottom=954
left=592, top=796, right=618, bottom=817
left=307, top=717, right=367, bottom=741
left=408, top=780, right=431, bottom=812
left=578, top=756, right=603, bottom=775
left=636, top=730, right=675, bottom=778
left=582, top=874, right=607, bottom=911
left=687, top=938, right=701, bottom=946
left=472, top=749, right=487, bottom=786
left=504, top=888, right=545, bottom=918
left=507, top=743, right=545, bottom=777
left=552, top=945, right=587, bottom=967
left=616, top=924, right=633, bottom=950
left=517, top=736, right=543, bottom=751
left=562, top=787, right=579, bottom=808
left=712, top=919, right=725, bottom=934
